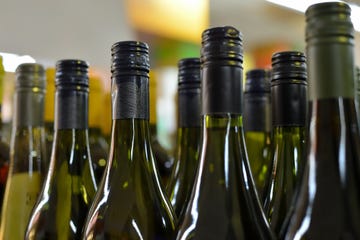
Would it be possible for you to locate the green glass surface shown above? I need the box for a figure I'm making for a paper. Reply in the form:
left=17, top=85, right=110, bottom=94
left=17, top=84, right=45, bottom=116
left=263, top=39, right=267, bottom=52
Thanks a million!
left=176, top=114, right=275, bottom=240
left=263, top=126, right=306, bottom=235
left=0, top=127, right=46, bottom=240
left=88, top=127, right=109, bottom=183
left=82, top=119, right=176, bottom=240
left=244, top=131, right=272, bottom=200
left=166, top=126, right=201, bottom=217
left=25, top=129, right=97, bottom=239
left=284, top=98, right=360, bottom=239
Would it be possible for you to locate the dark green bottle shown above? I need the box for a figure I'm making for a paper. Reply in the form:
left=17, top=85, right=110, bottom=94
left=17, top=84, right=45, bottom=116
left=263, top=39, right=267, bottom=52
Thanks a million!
left=166, top=57, right=202, bottom=218
left=82, top=41, right=176, bottom=239
left=243, top=69, right=272, bottom=201
left=25, top=60, right=97, bottom=239
left=176, top=26, right=275, bottom=240
left=0, top=63, right=47, bottom=240
left=283, top=2, right=360, bottom=239
left=262, top=51, right=307, bottom=236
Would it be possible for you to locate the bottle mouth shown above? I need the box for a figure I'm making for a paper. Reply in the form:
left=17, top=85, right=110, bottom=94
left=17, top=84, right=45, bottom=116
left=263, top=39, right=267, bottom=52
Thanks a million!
left=178, top=58, right=201, bottom=90
left=16, top=63, right=46, bottom=89
left=201, top=26, right=243, bottom=66
left=244, top=69, right=271, bottom=93
left=111, top=41, right=149, bottom=78
left=55, top=59, right=89, bottom=89
left=271, top=51, right=307, bottom=85
left=306, top=2, right=353, bottom=41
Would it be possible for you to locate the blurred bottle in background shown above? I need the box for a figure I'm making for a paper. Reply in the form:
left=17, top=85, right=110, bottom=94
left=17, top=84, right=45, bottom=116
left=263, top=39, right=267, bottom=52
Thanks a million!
left=166, top=58, right=202, bottom=218
left=149, top=70, right=174, bottom=185
left=243, top=68, right=272, bottom=201
left=88, top=70, right=109, bottom=183
left=0, top=63, right=47, bottom=240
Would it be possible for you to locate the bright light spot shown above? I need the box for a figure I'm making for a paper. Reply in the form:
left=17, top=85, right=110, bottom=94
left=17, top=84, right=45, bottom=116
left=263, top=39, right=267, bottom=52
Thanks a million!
left=0, top=52, right=36, bottom=72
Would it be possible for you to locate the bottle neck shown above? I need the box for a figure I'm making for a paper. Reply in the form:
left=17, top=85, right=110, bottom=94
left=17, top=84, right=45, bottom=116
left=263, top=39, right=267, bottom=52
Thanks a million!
left=55, top=90, right=88, bottom=130
left=202, top=65, right=243, bottom=115
left=203, top=113, right=242, bottom=129
left=243, top=92, right=271, bottom=132
left=178, top=88, right=201, bottom=128
left=271, top=83, right=307, bottom=127
left=307, top=38, right=354, bottom=100
left=112, top=75, right=149, bottom=120
left=13, top=89, right=45, bottom=127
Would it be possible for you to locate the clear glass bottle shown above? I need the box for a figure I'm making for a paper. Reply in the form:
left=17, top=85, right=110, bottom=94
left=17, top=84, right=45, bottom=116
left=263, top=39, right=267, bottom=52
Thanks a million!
left=176, top=26, right=275, bottom=240
left=262, top=51, right=307, bottom=236
left=243, top=68, right=272, bottom=201
left=283, top=2, right=360, bottom=239
left=82, top=41, right=176, bottom=239
left=166, top=57, right=202, bottom=218
left=25, top=59, right=97, bottom=239
left=0, top=63, right=47, bottom=240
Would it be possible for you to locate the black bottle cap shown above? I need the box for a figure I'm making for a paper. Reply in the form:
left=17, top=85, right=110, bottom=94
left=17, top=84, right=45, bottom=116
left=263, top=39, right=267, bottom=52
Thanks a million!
left=271, top=51, right=307, bottom=84
left=55, top=59, right=89, bottom=129
left=16, top=63, right=46, bottom=90
left=178, top=58, right=201, bottom=90
left=271, top=51, right=307, bottom=126
left=306, top=2, right=353, bottom=41
left=177, top=58, right=201, bottom=127
left=201, top=26, right=243, bottom=115
left=111, top=41, right=150, bottom=120
left=245, top=69, right=270, bottom=93
left=111, top=41, right=149, bottom=79
left=55, top=59, right=89, bottom=90
left=201, top=26, right=243, bottom=66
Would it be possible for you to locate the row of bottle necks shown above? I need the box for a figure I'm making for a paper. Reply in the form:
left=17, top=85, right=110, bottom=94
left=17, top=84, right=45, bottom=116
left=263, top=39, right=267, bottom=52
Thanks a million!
left=0, top=2, right=359, bottom=238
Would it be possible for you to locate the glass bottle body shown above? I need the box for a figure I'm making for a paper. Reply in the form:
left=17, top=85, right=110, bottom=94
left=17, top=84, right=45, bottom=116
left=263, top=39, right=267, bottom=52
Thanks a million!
left=83, top=119, right=176, bottom=239
left=167, top=126, right=201, bottom=217
left=0, top=126, right=46, bottom=240
left=176, top=114, right=274, bottom=240
left=26, top=129, right=96, bottom=239
left=263, top=126, right=306, bottom=234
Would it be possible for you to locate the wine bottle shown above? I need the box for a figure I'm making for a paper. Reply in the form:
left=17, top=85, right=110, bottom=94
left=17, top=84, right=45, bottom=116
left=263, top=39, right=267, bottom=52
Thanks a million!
left=283, top=2, right=360, bottom=239
left=0, top=63, right=47, bottom=240
left=25, top=59, right=97, bottom=239
left=82, top=41, right=176, bottom=239
left=176, top=26, right=275, bottom=240
left=149, top=70, right=173, bottom=185
left=88, top=72, right=109, bottom=183
left=0, top=55, right=10, bottom=217
left=262, top=51, right=307, bottom=236
left=243, top=68, right=272, bottom=200
left=166, top=57, right=202, bottom=218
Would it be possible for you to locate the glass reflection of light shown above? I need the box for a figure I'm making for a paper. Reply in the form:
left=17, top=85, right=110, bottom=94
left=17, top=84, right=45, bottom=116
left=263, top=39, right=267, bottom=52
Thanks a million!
left=338, top=99, right=346, bottom=184
left=131, top=220, right=144, bottom=240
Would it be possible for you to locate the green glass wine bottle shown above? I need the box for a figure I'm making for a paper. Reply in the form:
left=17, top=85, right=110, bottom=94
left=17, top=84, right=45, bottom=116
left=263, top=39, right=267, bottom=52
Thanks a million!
left=166, top=57, right=202, bottom=218
left=176, top=26, right=275, bottom=240
left=82, top=41, right=176, bottom=239
left=262, top=51, right=307, bottom=236
left=0, top=63, right=47, bottom=240
left=243, top=69, right=272, bottom=201
left=283, top=2, right=360, bottom=239
left=25, top=59, right=97, bottom=239
left=0, top=56, right=10, bottom=218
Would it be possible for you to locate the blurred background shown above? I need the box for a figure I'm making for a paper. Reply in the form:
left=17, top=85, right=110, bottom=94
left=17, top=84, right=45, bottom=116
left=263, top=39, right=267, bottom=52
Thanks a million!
left=0, top=0, right=359, bottom=152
